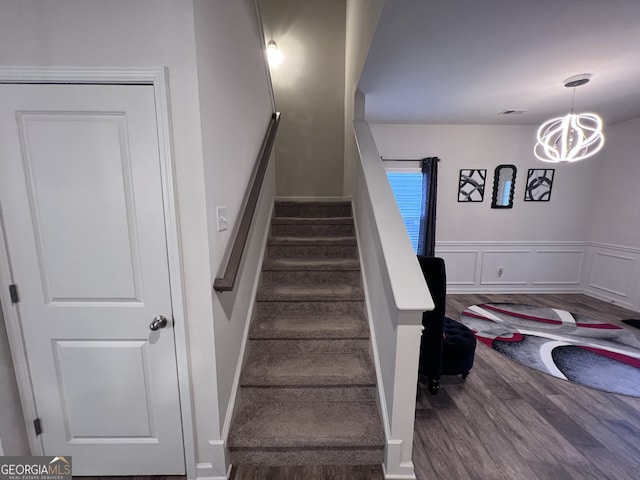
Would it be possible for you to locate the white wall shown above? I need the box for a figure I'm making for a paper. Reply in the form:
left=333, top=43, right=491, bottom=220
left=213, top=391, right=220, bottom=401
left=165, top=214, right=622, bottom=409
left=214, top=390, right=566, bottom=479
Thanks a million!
left=193, top=0, right=273, bottom=439
left=0, top=303, right=29, bottom=455
left=0, top=1, right=214, bottom=468
left=344, top=0, right=385, bottom=196
left=0, top=0, right=274, bottom=475
left=370, top=122, right=640, bottom=311
left=369, top=124, right=605, bottom=294
left=589, top=117, right=640, bottom=248
left=260, top=0, right=346, bottom=196
left=371, top=124, right=600, bottom=242
left=583, top=117, right=640, bottom=310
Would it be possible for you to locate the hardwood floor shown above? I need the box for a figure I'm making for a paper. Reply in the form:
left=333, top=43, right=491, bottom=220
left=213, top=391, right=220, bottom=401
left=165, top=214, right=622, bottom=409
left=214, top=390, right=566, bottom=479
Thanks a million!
left=78, top=294, right=640, bottom=480
left=411, top=293, right=640, bottom=480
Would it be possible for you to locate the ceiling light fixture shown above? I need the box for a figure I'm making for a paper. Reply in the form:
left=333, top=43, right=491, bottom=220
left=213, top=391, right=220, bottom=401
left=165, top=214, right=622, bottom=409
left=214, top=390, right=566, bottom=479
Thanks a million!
left=266, top=40, right=283, bottom=66
left=534, top=74, right=605, bottom=163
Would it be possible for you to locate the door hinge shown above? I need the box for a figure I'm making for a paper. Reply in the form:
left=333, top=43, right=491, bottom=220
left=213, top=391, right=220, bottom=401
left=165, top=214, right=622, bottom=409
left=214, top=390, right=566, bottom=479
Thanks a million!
left=9, top=284, right=19, bottom=304
left=34, top=418, right=42, bottom=436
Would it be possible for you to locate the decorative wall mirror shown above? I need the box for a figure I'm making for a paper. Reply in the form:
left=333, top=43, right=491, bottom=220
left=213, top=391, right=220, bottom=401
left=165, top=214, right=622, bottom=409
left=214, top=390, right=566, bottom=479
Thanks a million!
left=491, top=164, right=517, bottom=208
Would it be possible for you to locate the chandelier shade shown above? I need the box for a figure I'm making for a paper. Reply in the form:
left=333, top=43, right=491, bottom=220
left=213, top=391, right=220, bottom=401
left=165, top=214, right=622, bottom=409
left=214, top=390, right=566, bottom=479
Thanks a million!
left=534, top=74, right=605, bottom=163
left=534, top=112, right=605, bottom=163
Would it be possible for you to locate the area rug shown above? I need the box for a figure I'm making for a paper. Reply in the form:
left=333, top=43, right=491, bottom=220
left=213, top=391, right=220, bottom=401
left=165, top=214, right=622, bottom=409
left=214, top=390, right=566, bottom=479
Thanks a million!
left=460, top=303, right=640, bottom=397
left=622, top=319, right=640, bottom=330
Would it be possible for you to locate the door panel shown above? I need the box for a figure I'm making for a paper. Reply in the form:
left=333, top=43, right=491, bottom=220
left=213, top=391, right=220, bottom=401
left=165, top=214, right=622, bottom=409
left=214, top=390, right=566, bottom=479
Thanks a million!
left=53, top=340, right=154, bottom=439
left=0, top=84, right=184, bottom=475
left=18, top=112, right=142, bottom=304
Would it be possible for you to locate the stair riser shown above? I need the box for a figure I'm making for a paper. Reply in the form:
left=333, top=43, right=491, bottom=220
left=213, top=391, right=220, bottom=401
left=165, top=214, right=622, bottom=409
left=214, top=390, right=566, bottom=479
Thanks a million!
left=256, top=289, right=364, bottom=302
left=256, top=301, right=365, bottom=317
left=267, top=245, right=358, bottom=259
left=270, top=223, right=354, bottom=237
left=275, top=203, right=352, bottom=218
left=240, top=386, right=377, bottom=403
left=261, top=270, right=361, bottom=286
left=249, top=338, right=369, bottom=355
left=229, top=448, right=384, bottom=466
left=268, top=237, right=356, bottom=246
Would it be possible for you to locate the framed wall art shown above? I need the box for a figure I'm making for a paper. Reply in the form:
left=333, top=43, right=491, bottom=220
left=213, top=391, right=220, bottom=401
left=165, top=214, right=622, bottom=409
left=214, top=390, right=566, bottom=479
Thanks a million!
left=458, top=169, right=486, bottom=202
left=524, top=168, right=555, bottom=202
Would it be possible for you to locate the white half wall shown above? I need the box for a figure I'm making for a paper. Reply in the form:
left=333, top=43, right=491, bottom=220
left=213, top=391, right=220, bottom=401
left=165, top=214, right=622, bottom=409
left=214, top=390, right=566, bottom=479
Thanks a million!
left=353, top=121, right=431, bottom=479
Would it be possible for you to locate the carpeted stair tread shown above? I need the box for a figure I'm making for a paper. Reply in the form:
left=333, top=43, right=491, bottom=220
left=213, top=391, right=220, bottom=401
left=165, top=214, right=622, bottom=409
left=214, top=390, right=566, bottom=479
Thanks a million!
left=241, top=351, right=376, bottom=386
left=251, top=314, right=369, bottom=339
left=271, top=216, right=354, bottom=225
left=249, top=338, right=369, bottom=355
left=240, top=386, right=377, bottom=403
left=263, top=257, right=360, bottom=271
left=257, top=300, right=364, bottom=317
left=228, top=200, right=384, bottom=467
left=257, top=284, right=364, bottom=301
left=228, top=399, right=384, bottom=449
left=268, top=235, right=357, bottom=246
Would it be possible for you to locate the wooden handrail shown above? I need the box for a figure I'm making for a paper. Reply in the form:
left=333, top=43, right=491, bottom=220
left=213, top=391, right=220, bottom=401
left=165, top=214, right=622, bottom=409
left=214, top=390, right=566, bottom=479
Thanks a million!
left=213, top=112, right=280, bottom=292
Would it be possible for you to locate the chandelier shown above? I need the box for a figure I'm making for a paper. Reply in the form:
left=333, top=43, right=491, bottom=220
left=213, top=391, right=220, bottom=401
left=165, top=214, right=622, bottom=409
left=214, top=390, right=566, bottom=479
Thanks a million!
left=534, top=74, right=605, bottom=163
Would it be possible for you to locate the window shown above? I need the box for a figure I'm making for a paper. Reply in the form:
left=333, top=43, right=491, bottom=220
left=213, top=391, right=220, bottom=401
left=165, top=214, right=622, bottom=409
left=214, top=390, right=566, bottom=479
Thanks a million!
left=386, top=172, right=422, bottom=252
left=384, top=157, right=439, bottom=257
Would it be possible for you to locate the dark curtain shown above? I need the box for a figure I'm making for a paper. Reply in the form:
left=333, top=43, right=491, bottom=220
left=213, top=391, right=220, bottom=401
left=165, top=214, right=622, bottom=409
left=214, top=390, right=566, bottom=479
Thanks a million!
left=417, top=157, right=439, bottom=256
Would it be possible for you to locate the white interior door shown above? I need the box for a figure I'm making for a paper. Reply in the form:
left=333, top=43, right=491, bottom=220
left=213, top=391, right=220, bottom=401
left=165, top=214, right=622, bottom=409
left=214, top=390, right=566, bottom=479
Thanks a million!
left=0, top=84, right=184, bottom=475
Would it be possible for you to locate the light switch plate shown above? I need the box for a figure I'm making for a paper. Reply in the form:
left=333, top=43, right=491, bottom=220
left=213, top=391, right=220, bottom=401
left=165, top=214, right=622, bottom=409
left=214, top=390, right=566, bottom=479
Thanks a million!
left=216, top=206, right=228, bottom=232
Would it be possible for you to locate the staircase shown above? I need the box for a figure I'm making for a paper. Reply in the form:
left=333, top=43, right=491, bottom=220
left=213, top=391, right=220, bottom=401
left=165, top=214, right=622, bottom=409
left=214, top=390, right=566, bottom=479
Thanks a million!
left=228, top=200, right=385, bottom=465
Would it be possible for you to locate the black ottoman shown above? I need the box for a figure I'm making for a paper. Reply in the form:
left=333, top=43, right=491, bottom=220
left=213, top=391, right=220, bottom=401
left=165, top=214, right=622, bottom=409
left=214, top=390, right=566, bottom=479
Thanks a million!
left=442, top=317, right=476, bottom=378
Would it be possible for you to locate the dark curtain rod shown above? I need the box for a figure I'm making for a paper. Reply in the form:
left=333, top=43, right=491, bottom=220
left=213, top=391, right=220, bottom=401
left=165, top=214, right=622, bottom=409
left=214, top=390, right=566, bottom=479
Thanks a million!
left=381, top=157, right=440, bottom=162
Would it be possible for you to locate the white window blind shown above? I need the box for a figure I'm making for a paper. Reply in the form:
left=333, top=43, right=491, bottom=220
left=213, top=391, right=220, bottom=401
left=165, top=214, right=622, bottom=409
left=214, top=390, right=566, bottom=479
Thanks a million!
left=386, top=172, right=422, bottom=252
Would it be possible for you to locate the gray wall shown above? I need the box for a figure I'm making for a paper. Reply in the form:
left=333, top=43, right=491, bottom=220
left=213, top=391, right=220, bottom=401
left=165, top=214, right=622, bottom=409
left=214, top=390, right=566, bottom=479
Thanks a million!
left=344, top=0, right=385, bottom=196
left=193, top=0, right=274, bottom=434
left=261, top=0, right=346, bottom=196
left=589, top=116, right=640, bottom=248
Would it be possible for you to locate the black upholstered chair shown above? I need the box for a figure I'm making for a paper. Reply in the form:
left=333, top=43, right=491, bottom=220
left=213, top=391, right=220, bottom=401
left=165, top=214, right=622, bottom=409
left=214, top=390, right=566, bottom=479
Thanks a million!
left=417, top=256, right=446, bottom=394
left=417, top=256, right=476, bottom=395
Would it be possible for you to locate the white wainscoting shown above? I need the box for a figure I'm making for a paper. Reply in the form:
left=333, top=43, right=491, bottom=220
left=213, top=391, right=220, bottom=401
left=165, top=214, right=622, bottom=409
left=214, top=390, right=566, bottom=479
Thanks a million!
left=436, top=241, right=640, bottom=313
left=436, top=241, right=587, bottom=293
left=583, top=243, right=640, bottom=311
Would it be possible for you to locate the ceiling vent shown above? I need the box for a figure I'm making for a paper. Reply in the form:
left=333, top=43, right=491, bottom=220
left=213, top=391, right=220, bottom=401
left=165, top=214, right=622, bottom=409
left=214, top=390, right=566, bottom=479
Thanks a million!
left=498, top=109, right=528, bottom=115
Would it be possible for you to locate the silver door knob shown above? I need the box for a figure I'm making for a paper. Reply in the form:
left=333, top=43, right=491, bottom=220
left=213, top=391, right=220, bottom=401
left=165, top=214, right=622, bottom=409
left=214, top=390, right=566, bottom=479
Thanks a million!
left=149, top=315, right=168, bottom=331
